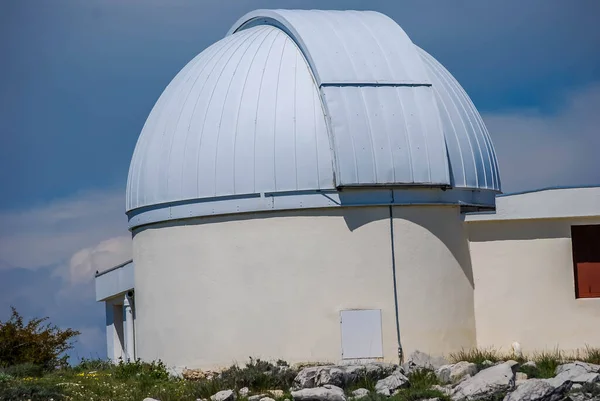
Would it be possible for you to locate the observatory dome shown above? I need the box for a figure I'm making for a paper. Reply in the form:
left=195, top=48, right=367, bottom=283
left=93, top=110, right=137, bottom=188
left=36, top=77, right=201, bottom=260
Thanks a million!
left=126, top=9, right=500, bottom=229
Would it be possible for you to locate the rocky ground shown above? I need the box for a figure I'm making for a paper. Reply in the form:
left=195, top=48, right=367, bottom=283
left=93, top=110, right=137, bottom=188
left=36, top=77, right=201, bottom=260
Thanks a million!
left=164, top=351, right=600, bottom=401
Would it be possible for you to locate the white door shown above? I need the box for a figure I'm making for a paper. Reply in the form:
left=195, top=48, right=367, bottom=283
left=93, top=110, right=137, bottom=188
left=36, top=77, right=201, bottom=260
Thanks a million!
left=340, top=309, right=384, bottom=359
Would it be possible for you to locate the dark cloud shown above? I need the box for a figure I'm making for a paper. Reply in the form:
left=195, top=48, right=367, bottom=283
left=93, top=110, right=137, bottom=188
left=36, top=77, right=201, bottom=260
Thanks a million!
left=485, top=83, right=600, bottom=193
left=1, top=0, right=598, bottom=207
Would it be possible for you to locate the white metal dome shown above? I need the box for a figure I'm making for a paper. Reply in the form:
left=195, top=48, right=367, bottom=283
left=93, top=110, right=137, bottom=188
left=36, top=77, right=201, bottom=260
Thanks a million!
left=126, top=9, right=501, bottom=229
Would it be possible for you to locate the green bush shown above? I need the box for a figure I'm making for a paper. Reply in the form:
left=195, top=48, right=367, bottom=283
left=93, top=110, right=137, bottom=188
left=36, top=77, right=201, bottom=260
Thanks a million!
left=113, top=358, right=170, bottom=381
left=0, top=363, right=44, bottom=378
left=530, top=350, right=562, bottom=378
left=0, top=381, right=65, bottom=401
left=216, top=358, right=296, bottom=391
left=406, top=368, right=439, bottom=390
left=0, top=372, right=12, bottom=385
left=71, top=357, right=114, bottom=373
left=0, top=307, right=80, bottom=370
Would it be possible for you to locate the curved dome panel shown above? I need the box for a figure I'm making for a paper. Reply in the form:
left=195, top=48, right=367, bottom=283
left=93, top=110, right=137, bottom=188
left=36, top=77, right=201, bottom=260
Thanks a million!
left=228, top=9, right=430, bottom=85
left=230, top=9, right=452, bottom=188
left=126, top=25, right=334, bottom=212
left=126, top=9, right=501, bottom=229
left=417, top=47, right=501, bottom=192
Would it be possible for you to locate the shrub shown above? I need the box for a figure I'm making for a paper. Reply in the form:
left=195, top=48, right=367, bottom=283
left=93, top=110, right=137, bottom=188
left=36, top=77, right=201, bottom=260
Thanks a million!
left=0, top=381, right=65, bottom=401
left=530, top=349, right=562, bottom=378
left=449, top=347, right=504, bottom=365
left=113, top=358, right=170, bottom=381
left=0, top=307, right=80, bottom=370
left=0, top=363, right=44, bottom=378
left=191, top=358, right=298, bottom=398
left=406, top=368, right=439, bottom=389
left=70, top=357, right=114, bottom=373
left=216, top=358, right=296, bottom=391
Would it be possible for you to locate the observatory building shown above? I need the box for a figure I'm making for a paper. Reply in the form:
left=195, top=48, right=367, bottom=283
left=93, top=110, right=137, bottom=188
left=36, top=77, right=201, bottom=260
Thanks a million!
left=95, top=9, right=600, bottom=370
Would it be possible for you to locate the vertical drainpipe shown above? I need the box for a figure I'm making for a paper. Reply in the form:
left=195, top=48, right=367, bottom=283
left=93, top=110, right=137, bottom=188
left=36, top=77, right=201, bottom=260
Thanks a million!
left=124, top=291, right=135, bottom=361
left=389, top=195, right=404, bottom=364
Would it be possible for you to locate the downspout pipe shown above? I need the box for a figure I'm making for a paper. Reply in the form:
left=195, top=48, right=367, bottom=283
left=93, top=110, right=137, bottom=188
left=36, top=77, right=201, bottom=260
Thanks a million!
left=389, top=202, right=404, bottom=364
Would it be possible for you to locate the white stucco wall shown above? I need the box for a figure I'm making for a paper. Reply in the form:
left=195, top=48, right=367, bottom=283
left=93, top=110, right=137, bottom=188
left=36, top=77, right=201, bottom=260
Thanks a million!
left=392, top=207, right=476, bottom=356
left=132, top=205, right=475, bottom=370
left=468, top=216, right=600, bottom=354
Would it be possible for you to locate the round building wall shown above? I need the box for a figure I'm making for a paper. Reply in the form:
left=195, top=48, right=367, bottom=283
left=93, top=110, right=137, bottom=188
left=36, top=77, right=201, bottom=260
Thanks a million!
left=132, top=205, right=475, bottom=370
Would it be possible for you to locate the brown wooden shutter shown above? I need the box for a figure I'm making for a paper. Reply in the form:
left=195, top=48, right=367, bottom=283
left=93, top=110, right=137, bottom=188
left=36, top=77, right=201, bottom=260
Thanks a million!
left=571, top=225, right=600, bottom=298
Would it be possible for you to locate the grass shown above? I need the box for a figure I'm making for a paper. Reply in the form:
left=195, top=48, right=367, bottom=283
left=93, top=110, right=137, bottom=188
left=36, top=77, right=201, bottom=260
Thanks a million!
left=0, top=358, right=297, bottom=401
left=1, top=346, right=599, bottom=401
left=448, top=347, right=524, bottom=371
left=574, top=345, right=600, bottom=365
left=448, top=345, right=600, bottom=379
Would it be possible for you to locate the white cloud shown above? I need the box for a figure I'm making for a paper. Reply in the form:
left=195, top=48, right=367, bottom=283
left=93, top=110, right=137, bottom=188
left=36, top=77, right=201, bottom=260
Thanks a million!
left=61, top=236, right=132, bottom=285
left=0, top=189, right=130, bottom=273
left=483, top=83, right=600, bottom=193
left=0, top=188, right=132, bottom=360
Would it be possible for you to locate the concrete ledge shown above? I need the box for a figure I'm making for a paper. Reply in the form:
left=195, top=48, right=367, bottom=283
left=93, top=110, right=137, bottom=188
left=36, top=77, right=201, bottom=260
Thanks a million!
left=95, top=260, right=134, bottom=302
left=466, top=186, right=600, bottom=222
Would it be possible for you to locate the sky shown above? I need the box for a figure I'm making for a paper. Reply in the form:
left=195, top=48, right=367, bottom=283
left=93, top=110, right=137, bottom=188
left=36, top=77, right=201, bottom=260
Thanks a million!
left=1, top=0, right=599, bottom=362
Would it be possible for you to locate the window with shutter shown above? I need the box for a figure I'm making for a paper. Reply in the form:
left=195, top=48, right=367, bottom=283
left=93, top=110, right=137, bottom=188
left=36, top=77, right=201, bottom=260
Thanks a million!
left=571, top=225, right=600, bottom=299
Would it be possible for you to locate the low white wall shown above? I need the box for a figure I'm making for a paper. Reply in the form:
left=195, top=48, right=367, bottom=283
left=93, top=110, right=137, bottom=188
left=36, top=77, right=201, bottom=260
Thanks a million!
left=468, top=217, right=600, bottom=354
left=132, top=206, right=475, bottom=370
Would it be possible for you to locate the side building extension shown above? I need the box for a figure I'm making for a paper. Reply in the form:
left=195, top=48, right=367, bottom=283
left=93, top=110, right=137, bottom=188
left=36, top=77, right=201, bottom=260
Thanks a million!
left=95, top=260, right=135, bottom=363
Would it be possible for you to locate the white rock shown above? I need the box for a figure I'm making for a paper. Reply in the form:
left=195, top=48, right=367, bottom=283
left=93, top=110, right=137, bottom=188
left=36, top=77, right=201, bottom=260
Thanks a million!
left=239, top=388, right=250, bottom=397
left=248, top=396, right=267, bottom=401
left=555, top=362, right=600, bottom=376
left=293, top=364, right=395, bottom=389
left=503, top=378, right=570, bottom=401
left=375, top=371, right=409, bottom=395
left=432, top=385, right=453, bottom=396
left=436, top=361, right=478, bottom=384
left=212, top=390, right=237, bottom=401
left=544, top=362, right=600, bottom=387
left=515, top=372, right=528, bottom=386
left=522, top=362, right=537, bottom=369
left=143, top=399, right=160, bottom=401
left=291, top=385, right=346, bottom=401
left=259, top=398, right=276, bottom=401
left=403, top=350, right=449, bottom=373
left=351, top=389, right=369, bottom=399
left=451, top=362, right=515, bottom=401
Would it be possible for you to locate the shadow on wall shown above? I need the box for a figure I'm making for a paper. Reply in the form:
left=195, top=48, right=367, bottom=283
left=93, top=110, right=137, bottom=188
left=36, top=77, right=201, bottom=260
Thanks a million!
left=393, top=206, right=474, bottom=289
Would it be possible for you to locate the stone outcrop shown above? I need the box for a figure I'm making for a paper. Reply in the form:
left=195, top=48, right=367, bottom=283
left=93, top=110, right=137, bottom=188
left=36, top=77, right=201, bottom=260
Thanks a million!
left=544, top=362, right=600, bottom=388
left=451, top=362, right=516, bottom=401
left=436, top=361, right=478, bottom=384
left=350, top=388, right=369, bottom=400
left=293, top=363, right=396, bottom=389
left=211, top=390, right=236, bottom=401
left=403, top=350, right=449, bottom=374
left=291, top=384, right=346, bottom=401
left=375, top=371, right=410, bottom=396
left=503, top=379, right=572, bottom=401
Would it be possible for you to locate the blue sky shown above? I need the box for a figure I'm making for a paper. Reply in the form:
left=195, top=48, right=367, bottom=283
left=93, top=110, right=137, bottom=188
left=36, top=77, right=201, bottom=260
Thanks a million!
left=1, top=0, right=599, bottom=362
